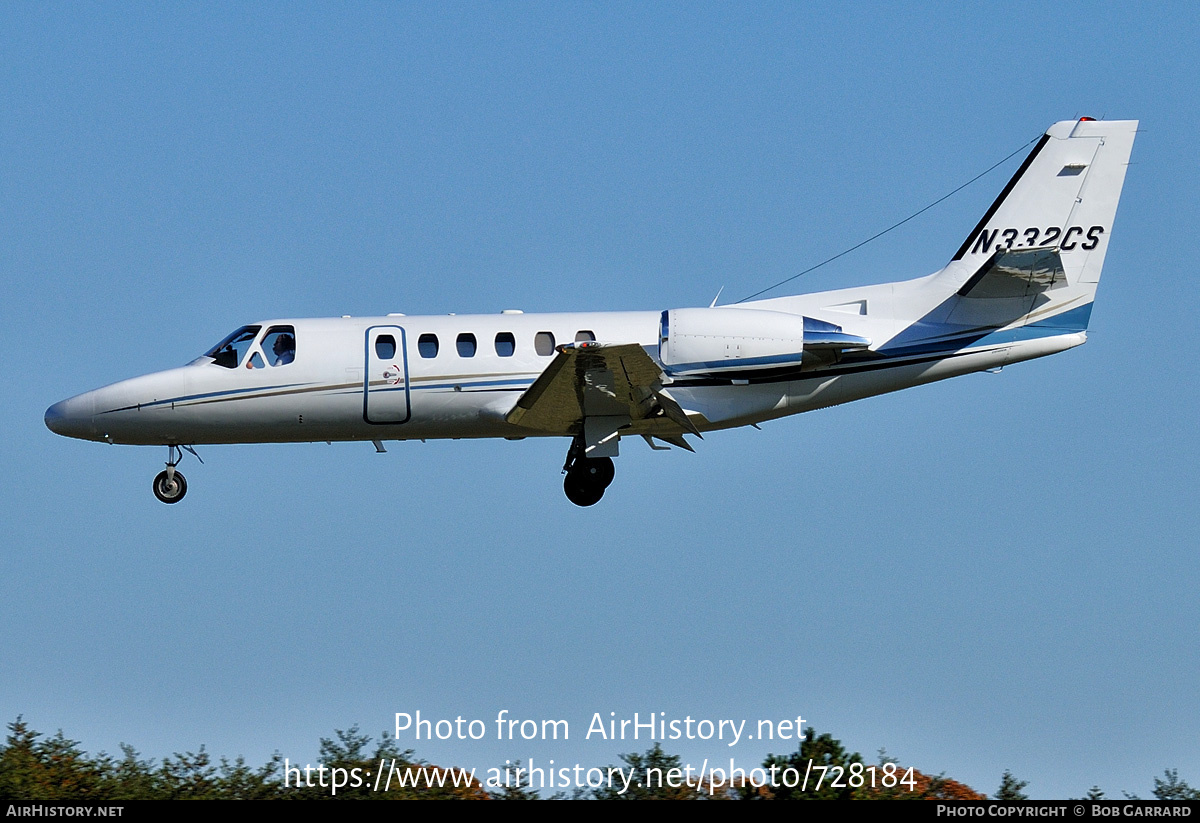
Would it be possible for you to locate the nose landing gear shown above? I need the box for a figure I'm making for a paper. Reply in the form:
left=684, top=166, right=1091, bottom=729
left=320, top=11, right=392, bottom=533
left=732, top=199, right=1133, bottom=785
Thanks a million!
left=562, top=437, right=615, bottom=506
left=153, top=467, right=187, bottom=504
left=152, top=445, right=198, bottom=504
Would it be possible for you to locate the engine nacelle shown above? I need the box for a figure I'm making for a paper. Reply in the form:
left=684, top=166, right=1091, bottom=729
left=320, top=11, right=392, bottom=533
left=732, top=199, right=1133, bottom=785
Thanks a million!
left=658, top=308, right=869, bottom=377
left=658, top=308, right=805, bottom=376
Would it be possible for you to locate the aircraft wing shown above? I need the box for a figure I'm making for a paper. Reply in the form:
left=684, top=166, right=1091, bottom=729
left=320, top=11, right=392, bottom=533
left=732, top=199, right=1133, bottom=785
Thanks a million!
left=505, top=342, right=698, bottom=450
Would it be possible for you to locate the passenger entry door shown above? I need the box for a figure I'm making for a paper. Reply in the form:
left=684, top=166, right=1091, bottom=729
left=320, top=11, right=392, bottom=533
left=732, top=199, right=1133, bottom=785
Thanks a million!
left=364, top=326, right=410, bottom=424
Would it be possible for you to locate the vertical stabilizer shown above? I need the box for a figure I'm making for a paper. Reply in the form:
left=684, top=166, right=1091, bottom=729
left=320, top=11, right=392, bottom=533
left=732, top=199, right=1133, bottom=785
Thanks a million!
left=951, top=118, right=1136, bottom=283
left=941, top=118, right=1137, bottom=330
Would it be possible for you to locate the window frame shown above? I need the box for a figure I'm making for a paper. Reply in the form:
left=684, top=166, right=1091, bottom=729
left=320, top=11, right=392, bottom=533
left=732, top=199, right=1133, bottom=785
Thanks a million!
left=494, top=332, right=516, bottom=357
left=456, top=332, right=477, bottom=358
left=418, top=333, right=440, bottom=359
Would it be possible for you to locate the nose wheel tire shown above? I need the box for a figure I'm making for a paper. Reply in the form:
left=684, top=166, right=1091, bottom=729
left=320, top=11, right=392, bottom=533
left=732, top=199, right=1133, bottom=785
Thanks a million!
left=153, top=470, right=188, bottom=504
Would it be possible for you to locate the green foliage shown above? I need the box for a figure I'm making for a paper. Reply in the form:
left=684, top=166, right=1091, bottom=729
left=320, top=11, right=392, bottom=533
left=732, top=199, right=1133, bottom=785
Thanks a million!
left=288, top=725, right=482, bottom=800
left=0, top=718, right=106, bottom=800
left=592, top=743, right=721, bottom=800
left=2, top=716, right=1192, bottom=801
left=995, top=769, right=1029, bottom=801
left=102, top=745, right=159, bottom=800
left=288, top=725, right=384, bottom=799
left=493, top=760, right=541, bottom=800
left=1152, top=768, right=1199, bottom=800
left=759, top=727, right=865, bottom=800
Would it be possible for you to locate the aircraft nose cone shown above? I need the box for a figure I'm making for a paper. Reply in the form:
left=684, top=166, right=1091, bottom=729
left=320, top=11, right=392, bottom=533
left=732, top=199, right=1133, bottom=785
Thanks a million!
left=45, top=396, right=96, bottom=440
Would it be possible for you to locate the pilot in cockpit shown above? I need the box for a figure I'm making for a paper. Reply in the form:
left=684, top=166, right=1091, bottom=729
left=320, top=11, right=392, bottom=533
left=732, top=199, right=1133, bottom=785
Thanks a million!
left=272, top=333, right=296, bottom=366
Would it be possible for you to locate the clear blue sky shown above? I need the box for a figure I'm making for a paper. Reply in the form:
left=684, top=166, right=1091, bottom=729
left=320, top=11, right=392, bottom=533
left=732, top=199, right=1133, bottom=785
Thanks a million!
left=3, top=2, right=1197, bottom=799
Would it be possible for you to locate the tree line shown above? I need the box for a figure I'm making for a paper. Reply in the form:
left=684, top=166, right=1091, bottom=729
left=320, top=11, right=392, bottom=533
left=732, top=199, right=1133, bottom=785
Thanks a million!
left=1, top=717, right=1195, bottom=800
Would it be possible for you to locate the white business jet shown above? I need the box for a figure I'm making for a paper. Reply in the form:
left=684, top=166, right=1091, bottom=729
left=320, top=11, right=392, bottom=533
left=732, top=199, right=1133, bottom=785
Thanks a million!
left=45, top=118, right=1137, bottom=506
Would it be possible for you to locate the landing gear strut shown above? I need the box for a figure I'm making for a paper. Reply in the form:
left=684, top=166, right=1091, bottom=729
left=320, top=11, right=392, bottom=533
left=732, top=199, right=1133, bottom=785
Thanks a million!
left=562, top=436, right=615, bottom=506
left=152, top=445, right=189, bottom=504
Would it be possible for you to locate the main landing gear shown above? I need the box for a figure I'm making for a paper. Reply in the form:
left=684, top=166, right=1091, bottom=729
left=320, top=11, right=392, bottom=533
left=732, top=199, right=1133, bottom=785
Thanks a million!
left=562, top=437, right=615, bottom=507
left=152, top=444, right=198, bottom=504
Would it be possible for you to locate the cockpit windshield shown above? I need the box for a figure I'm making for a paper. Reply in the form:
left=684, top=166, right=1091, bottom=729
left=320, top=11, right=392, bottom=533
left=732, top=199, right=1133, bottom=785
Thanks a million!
left=201, top=325, right=261, bottom=369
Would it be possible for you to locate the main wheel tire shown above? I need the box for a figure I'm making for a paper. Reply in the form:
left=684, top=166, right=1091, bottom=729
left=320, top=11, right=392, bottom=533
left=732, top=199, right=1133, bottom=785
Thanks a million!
left=577, top=456, right=615, bottom=488
left=153, top=469, right=188, bottom=504
left=564, top=473, right=605, bottom=507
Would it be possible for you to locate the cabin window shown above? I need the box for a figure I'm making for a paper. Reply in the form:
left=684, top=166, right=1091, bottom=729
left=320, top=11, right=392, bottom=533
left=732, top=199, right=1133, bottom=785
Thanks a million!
left=262, top=326, right=296, bottom=366
left=376, top=334, right=397, bottom=360
left=495, top=332, right=516, bottom=357
left=418, top=333, right=439, bottom=358
left=247, top=352, right=266, bottom=370
left=534, top=331, right=555, bottom=356
left=456, top=333, right=477, bottom=357
left=203, top=325, right=261, bottom=369
left=575, top=330, right=595, bottom=343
